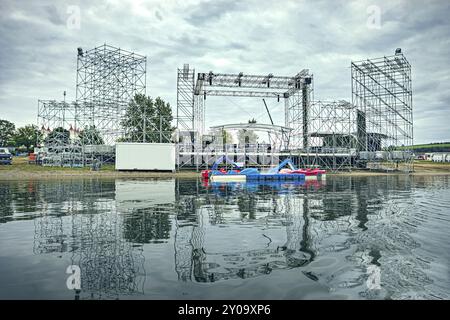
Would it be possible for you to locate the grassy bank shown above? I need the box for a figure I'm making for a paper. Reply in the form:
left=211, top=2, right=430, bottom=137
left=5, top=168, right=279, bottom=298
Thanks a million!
left=1, top=157, right=450, bottom=181
left=0, top=157, right=198, bottom=180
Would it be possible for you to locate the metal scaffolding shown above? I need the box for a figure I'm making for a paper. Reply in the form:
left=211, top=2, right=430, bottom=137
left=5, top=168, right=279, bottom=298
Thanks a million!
left=298, top=100, right=356, bottom=171
left=351, top=50, right=413, bottom=171
left=37, top=100, right=83, bottom=167
left=178, top=50, right=414, bottom=172
left=176, top=64, right=196, bottom=132
left=37, top=44, right=147, bottom=167
left=176, top=67, right=314, bottom=170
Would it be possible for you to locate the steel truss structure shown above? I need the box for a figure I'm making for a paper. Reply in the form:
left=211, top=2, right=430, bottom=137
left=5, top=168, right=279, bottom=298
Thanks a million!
left=37, top=100, right=83, bottom=167
left=176, top=67, right=313, bottom=170
left=37, top=44, right=147, bottom=167
left=351, top=52, right=413, bottom=172
left=299, top=100, right=356, bottom=171
left=178, top=50, right=413, bottom=172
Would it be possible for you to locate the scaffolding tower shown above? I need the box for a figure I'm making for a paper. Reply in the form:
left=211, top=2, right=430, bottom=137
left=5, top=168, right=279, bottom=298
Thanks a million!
left=37, top=44, right=147, bottom=167
left=37, top=100, right=83, bottom=167
left=176, top=64, right=196, bottom=132
left=175, top=67, right=313, bottom=169
left=300, top=100, right=356, bottom=170
left=351, top=50, right=413, bottom=171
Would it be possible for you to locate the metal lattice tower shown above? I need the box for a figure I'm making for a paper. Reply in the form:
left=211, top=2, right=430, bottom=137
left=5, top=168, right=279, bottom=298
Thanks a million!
left=302, top=100, right=355, bottom=170
left=351, top=51, right=413, bottom=171
left=76, top=44, right=147, bottom=146
left=176, top=64, right=196, bottom=132
left=284, top=70, right=314, bottom=149
left=37, top=44, right=147, bottom=167
left=37, top=100, right=83, bottom=167
left=175, top=66, right=313, bottom=170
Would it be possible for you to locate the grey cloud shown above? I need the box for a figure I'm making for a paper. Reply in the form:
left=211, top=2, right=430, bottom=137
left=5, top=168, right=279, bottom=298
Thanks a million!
left=0, top=0, right=449, bottom=143
left=155, top=10, right=163, bottom=21
left=44, top=5, right=65, bottom=26
left=186, top=0, right=242, bottom=25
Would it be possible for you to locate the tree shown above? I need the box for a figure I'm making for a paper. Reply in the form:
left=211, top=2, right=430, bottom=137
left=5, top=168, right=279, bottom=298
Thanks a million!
left=78, top=126, right=104, bottom=145
left=222, top=130, right=233, bottom=144
left=238, top=119, right=258, bottom=145
left=0, top=119, right=15, bottom=146
left=121, top=94, right=174, bottom=143
left=153, top=97, right=174, bottom=142
left=238, top=129, right=258, bottom=145
left=45, top=127, right=70, bottom=146
left=11, top=125, right=42, bottom=152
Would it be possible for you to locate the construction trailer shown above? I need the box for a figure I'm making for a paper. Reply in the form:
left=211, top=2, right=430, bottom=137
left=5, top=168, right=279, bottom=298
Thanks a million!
left=115, top=143, right=176, bottom=171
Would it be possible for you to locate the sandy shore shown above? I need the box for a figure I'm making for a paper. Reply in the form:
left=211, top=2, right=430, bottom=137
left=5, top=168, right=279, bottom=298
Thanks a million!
left=1, top=165, right=450, bottom=181
left=1, top=157, right=449, bottom=180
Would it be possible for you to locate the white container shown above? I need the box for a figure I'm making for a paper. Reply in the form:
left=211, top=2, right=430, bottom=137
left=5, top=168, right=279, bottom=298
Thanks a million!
left=116, top=142, right=175, bottom=171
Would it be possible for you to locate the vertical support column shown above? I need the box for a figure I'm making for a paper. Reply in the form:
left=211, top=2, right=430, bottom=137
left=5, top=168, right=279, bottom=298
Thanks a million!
left=302, top=83, right=309, bottom=150
left=176, top=64, right=195, bottom=132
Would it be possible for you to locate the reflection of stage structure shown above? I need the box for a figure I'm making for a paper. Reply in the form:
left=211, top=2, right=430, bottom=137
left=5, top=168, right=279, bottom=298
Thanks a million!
left=32, top=180, right=146, bottom=299
left=25, top=176, right=434, bottom=298
left=174, top=176, right=418, bottom=294
left=174, top=181, right=317, bottom=282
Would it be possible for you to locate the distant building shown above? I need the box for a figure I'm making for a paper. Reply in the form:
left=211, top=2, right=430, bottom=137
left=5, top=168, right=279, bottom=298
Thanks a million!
left=431, top=152, right=450, bottom=162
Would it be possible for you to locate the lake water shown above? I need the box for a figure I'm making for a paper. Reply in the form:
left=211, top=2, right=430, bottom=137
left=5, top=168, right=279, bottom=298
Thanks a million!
left=0, top=175, right=449, bottom=300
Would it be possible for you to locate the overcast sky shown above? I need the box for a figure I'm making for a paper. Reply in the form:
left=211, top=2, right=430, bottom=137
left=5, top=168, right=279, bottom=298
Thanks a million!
left=0, top=0, right=449, bottom=144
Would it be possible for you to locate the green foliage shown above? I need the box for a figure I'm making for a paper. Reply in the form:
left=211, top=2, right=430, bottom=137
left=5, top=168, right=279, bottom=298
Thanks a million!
left=222, top=130, right=233, bottom=144
left=237, top=119, right=258, bottom=145
left=45, top=127, right=70, bottom=146
left=11, top=125, right=42, bottom=152
left=121, top=94, right=174, bottom=143
left=238, top=129, right=258, bottom=145
left=397, top=142, right=450, bottom=152
left=0, top=119, right=15, bottom=146
left=78, top=126, right=104, bottom=145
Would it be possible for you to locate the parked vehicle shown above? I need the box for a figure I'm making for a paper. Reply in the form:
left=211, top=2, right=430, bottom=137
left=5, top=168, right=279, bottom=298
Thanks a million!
left=0, top=147, right=13, bottom=165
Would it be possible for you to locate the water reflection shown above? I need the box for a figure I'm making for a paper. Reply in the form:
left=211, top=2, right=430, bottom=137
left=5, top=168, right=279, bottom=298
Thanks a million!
left=0, top=175, right=449, bottom=299
left=174, top=180, right=317, bottom=283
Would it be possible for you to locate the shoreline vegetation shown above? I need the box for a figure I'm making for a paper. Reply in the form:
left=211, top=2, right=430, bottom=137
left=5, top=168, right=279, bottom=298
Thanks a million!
left=1, top=157, right=450, bottom=181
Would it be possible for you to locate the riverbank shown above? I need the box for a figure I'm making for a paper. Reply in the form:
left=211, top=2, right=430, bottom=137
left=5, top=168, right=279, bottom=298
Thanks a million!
left=1, top=157, right=449, bottom=180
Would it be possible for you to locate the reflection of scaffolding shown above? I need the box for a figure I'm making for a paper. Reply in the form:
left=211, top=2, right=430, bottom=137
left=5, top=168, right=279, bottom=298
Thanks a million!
left=37, top=44, right=147, bottom=166
left=70, top=213, right=145, bottom=300
left=351, top=51, right=413, bottom=171
left=172, top=176, right=428, bottom=298
left=174, top=182, right=314, bottom=282
left=32, top=180, right=145, bottom=300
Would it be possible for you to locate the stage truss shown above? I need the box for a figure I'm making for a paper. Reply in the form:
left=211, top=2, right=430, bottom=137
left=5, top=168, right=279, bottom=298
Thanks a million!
left=37, top=44, right=147, bottom=167
left=175, top=67, right=314, bottom=170
left=351, top=51, right=413, bottom=172
left=178, top=50, right=413, bottom=172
